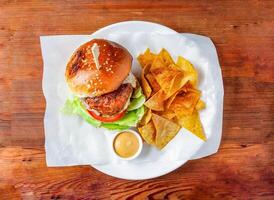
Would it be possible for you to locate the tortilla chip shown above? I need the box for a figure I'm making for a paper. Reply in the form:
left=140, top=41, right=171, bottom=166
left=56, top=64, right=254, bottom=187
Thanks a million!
left=152, top=114, right=181, bottom=149
left=150, top=54, right=164, bottom=72
left=176, top=56, right=198, bottom=86
left=139, top=108, right=152, bottom=126
left=141, top=65, right=152, bottom=98
left=170, top=91, right=200, bottom=116
left=151, top=66, right=183, bottom=97
left=144, top=90, right=166, bottom=111
left=138, top=121, right=156, bottom=145
left=167, top=70, right=189, bottom=97
left=146, top=73, right=161, bottom=93
left=156, top=110, right=176, bottom=120
left=165, top=91, right=179, bottom=109
left=137, top=48, right=207, bottom=148
left=159, top=48, right=174, bottom=66
left=180, top=81, right=192, bottom=93
left=196, top=99, right=206, bottom=110
left=176, top=111, right=206, bottom=141
left=180, top=92, right=200, bottom=109
left=137, top=48, right=156, bottom=68
left=173, top=105, right=193, bottom=117
left=188, top=87, right=201, bottom=95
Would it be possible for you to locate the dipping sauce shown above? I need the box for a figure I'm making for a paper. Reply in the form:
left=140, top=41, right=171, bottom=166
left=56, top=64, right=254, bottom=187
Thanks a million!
left=113, top=131, right=140, bottom=158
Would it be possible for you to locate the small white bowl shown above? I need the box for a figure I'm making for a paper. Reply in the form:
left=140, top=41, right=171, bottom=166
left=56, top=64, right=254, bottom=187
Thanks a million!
left=112, top=129, right=143, bottom=161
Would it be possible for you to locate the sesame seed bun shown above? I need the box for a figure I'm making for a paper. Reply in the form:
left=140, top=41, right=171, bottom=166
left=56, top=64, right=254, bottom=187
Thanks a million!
left=65, top=39, right=132, bottom=97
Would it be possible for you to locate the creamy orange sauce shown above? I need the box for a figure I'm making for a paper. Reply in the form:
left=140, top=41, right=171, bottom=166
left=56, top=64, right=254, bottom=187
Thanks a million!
left=113, top=131, right=139, bottom=158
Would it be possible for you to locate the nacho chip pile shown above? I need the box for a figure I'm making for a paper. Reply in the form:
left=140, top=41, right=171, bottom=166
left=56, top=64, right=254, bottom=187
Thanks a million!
left=137, top=48, right=206, bottom=150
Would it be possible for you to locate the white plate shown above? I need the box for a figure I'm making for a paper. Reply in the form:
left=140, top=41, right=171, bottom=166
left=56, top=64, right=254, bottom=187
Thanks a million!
left=88, top=21, right=223, bottom=180
left=42, top=21, right=223, bottom=180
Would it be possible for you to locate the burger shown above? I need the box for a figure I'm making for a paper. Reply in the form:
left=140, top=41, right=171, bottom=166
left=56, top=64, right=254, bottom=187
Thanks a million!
left=62, top=39, right=145, bottom=130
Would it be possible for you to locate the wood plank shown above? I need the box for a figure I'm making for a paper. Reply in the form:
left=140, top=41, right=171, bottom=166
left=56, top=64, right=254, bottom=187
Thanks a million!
left=0, top=144, right=273, bottom=199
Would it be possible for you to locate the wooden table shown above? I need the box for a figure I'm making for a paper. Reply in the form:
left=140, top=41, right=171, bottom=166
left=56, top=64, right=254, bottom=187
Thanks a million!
left=0, top=1, right=273, bottom=199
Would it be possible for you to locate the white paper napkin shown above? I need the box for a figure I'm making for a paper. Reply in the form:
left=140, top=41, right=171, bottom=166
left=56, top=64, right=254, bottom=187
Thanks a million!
left=41, top=33, right=223, bottom=166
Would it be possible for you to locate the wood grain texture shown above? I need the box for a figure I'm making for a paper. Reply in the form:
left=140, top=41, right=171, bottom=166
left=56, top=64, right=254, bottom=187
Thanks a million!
left=0, top=0, right=273, bottom=199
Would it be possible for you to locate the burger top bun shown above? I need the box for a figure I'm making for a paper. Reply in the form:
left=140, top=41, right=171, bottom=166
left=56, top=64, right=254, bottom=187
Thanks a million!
left=65, top=39, right=132, bottom=97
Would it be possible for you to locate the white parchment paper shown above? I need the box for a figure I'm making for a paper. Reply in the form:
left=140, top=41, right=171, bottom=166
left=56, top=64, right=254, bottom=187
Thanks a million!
left=41, top=32, right=223, bottom=167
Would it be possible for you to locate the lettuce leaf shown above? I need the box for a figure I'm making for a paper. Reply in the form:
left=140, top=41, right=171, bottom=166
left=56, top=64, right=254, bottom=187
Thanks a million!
left=61, top=94, right=145, bottom=131
left=104, top=105, right=145, bottom=127
left=61, top=98, right=101, bottom=127
left=136, top=105, right=145, bottom=119
left=132, top=86, right=142, bottom=98
left=110, top=110, right=138, bottom=126
left=127, top=94, right=146, bottom=111
left=101, top=123, right=130, bottom=131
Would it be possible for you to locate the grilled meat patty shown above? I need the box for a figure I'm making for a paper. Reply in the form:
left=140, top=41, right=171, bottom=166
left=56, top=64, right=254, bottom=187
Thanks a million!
left=85, top=84, right=133, bottom=116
